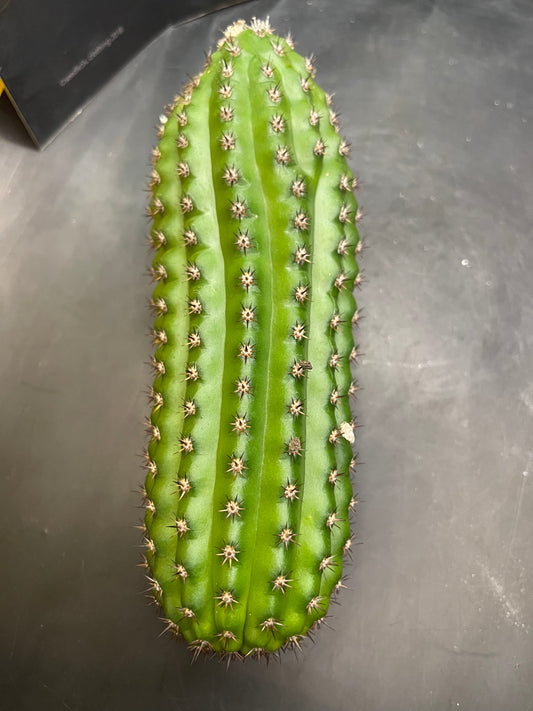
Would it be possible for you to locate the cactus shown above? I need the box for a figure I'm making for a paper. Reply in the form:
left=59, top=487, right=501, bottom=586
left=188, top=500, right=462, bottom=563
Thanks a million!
left=143, top=17, right=362, bottom=660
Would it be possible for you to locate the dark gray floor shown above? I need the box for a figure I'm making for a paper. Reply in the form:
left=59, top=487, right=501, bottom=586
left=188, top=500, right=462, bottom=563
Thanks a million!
left=1, top=1, right=532, bottom=709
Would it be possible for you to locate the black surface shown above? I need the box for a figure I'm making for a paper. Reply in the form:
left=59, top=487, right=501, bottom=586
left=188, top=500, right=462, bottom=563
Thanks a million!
left=1, top=0, right=532, bottom=709
left=0, top=0, right=249, bottom=147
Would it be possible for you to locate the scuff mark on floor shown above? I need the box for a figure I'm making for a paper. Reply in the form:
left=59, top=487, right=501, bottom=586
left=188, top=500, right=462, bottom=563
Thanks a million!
left=479, top=562, right=528, bottom=632
left=520, top=386, right=533, bottom=414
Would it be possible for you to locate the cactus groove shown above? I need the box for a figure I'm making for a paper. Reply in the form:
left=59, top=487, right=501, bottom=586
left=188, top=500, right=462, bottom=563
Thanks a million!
left=143, top=17, right=362, bottom=660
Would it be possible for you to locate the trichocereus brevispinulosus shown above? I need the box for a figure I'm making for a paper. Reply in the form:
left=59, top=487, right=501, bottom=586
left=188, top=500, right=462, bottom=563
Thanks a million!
left=142, top=17, right=363, bottom=661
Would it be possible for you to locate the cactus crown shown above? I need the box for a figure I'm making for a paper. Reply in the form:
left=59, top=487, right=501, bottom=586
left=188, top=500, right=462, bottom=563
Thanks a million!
left=143, top=17, right=362, bottom=660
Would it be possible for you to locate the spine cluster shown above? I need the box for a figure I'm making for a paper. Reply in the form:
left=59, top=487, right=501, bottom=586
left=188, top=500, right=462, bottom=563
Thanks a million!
left=142, top=17, right=363, bottom=659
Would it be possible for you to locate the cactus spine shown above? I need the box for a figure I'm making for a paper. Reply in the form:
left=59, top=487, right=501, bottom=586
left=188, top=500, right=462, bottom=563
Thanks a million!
left=143, top=17, right=362, bottom=659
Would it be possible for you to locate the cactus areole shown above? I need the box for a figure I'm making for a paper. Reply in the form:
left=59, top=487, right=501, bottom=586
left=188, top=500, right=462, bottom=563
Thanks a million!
left=143, top=18, right=362, bottom=660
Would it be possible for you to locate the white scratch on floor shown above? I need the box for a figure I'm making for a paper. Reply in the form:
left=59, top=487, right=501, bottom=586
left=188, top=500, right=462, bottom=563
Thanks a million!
left=479, top=562, right=527, bottom=632
left=504, top=459, right=530, bottom=575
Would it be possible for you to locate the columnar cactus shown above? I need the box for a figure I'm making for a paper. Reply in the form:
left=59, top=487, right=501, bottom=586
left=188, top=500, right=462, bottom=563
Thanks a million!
left=143, top=17, right=363, bottom=660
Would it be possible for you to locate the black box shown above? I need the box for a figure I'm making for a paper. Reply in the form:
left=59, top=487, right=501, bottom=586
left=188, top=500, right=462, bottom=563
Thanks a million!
left=0, top=0, right=248, bottom=147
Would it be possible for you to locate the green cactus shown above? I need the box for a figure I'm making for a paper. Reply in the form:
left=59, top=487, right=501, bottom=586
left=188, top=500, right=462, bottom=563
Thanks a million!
left=143, top=17, right=362, bottom=660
